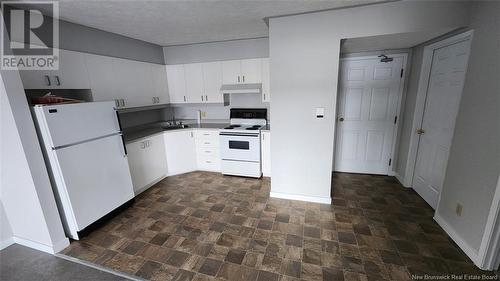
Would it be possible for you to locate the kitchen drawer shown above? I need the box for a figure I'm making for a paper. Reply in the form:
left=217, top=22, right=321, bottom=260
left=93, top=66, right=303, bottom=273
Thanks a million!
left=195, top=138, right=219, bottom=148
left=197, top=156, right=220, bottom=171
left=194, top=130, right=219, bottom=140
left=196, top=147, right=220, bottom=158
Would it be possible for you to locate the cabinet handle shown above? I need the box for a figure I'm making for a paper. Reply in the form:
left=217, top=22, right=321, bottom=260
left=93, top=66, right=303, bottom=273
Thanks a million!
left=190, top=131, right=194, bottom=138
left=237, top=76, right=240, bottom=83
left=55, top=75, right=61, bottom=86
left=183, top=96, right=186, bottom=102
left=242, top=75, right=245, bottom=82
left=157, top=97, right=160, bottom=103
left=201, top=95, right=204, bottom=101
left=205, top=95, right=208, bottom=101
left=206, top=161, right=212, bottom=163
left=205, top=151, right=210, bottom=153
left=153, top=97, right=156, bottom=104
left=115, top=99, right=120, bottom=107
left=44, top=75, right=51, bottom=86
left=263, top=94, right=266, bottom=101
left=140, top=141, right=145, bottom=149
left=121, top=99, right=125, bottom=107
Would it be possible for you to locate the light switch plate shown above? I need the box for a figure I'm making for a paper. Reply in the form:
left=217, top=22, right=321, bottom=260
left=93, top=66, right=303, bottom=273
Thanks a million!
left=316, top=107, right=325, bottom=118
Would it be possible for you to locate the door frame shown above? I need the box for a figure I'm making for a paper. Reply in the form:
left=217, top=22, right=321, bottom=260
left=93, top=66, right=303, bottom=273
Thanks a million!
left=335, top=53, right=408, bottom=176
left=476, top=174, right=500, bottom=270
left=401, top=30, right=474, bottom=188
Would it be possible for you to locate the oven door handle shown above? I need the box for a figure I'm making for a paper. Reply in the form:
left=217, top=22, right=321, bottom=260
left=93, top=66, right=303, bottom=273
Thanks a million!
left=219, top=132, right=259, bottom=137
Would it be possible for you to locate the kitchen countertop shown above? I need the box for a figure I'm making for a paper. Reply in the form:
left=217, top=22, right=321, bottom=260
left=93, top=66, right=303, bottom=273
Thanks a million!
left=123, top=122, right=229, bottom=143
left=123, top=122, right=270, bottom=143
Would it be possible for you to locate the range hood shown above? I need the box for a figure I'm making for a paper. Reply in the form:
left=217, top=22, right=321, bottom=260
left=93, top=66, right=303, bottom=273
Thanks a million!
left=220, top=83, right=262, bottom=95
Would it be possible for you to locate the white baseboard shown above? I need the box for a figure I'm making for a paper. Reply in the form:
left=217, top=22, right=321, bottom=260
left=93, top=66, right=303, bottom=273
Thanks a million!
left=0, top=237, right=14, bottom=250
left=12, top=236, right=69, bottom=254
left=395, top=172, right=411, bottom=188
left=134, top=174, right=167, bottom=196
left=270, top=192, right=331, bottom=204
left=434, top=214, right=480, bottom=265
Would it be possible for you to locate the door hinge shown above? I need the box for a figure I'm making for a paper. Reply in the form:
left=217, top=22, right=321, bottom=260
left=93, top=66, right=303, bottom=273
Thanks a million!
left=400, top=68, right=404, bottom=78
left=388, top=158, right=392, bottom=166
left=394, top=116, right=398, bottom=124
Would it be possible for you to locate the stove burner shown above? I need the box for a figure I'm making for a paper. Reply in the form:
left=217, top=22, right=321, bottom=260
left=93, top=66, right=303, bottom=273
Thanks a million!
left=246, top=126, right=260, bottom=130
left=224, top=125, right=241, bottom=129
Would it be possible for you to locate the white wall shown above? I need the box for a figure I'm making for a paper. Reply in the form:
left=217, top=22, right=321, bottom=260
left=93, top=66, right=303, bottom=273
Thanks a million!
left=0, top=201, right=13, bottom=249
left=436, top=1, right=500, bottom=253
left=268, top=1, right=469, bottom=202
left=0, top=17, right=69, bottom=253
left=163, top=38, right=269, bottom=64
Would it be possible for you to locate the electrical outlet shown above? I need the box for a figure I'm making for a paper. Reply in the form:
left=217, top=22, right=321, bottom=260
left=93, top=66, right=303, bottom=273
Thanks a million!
left=201, top=111, right=207, bottom=118
left=456, top=203, right=463, bottom=216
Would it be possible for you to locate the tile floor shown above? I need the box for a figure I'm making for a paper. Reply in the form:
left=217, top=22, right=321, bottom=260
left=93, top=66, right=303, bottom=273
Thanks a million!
left=61, top=172, right=494, bottom=280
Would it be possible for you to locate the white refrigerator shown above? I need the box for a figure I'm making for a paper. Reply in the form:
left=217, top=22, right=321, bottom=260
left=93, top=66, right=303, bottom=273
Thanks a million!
left=32, top=101, right=134, bottom=240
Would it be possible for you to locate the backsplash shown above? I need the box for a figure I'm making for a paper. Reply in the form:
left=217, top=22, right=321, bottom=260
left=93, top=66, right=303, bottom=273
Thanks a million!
left=119, top=94, right=268, bottom=129
left=171, top=93, right=269, bottom=121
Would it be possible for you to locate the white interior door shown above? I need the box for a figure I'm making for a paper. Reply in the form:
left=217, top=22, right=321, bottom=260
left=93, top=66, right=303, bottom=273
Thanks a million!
left=413, top=39, right=472, bottom=209
left=335, top=56, right=404, bottom=174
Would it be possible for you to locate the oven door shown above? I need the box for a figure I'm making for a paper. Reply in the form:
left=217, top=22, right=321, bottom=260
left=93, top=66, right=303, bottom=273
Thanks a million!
left=219, top=132, right=261, bottom=162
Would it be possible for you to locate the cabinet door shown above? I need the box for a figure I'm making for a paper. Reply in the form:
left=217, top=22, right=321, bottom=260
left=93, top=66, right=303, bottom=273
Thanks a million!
left=112, top=58, right=145, bottom=108
left=240, top=58, right=262, bottom=84
left=56, top=49, right=90, bottom=89
left=202, top=61, right=223, bottom=103
left=261, top=132, right=271, bottom=177
left=164, top=130, right=196, bottom=176
left=261, top=58, right=270, bottom=102
left=166, top=64, right=187, bottom=103
left=85, top=54, right=117, bottom=102
left=126, top=140, right=149, bottom=193
left=222, top=60, right=241, bottom=84
left=19, top=69, right=53, bottom=89
left=143, top=134, right=167, bottom=185
left=184, top=63, right=204, bottom=103
left=151, top=64, right=170, bottom=104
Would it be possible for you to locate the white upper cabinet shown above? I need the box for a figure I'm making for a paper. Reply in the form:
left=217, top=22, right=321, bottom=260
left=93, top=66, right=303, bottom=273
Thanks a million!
left=261, top=58, right=270, bottom=102
left=222, top=60, right=242, bottom=84
left=112, top=58, right=155, bottom=108
left=151, top=64, right=170, bottom=105
left=184, top=63, right=204, bottom=103
left=221, top=58, right=263, bottom=85
left=84, top=54, right=116, bottom=102
left=240, top=58, right=262, bottom=84
left=202, top=61, right=223, bottom=103
left=20, top=49, right=90, bottom=89
left=166, top=64, right=187, bottom=103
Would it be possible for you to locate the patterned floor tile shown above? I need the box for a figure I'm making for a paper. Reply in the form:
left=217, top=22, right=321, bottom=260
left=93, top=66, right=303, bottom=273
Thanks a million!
left=60, top=172, right=494, bottom=280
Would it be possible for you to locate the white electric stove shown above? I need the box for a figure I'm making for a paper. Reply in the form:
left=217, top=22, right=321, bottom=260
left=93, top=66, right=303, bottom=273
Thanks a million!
left=219, top=108, right=267, bottom=178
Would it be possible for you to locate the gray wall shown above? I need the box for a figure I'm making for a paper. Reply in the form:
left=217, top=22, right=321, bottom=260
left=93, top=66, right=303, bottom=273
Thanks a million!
left=268, top=1, right=469, bottom=201
left=437, top=1, right=500, bottom=252
left=58, top=19, right=165, bottom=64
left=7, top=4, right=164, bottom=64
left=163, top=38, right=269, bottom=65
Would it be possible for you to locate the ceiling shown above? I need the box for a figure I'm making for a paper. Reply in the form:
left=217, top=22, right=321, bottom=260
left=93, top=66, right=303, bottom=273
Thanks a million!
left=341, top=29, right=456, bottom=53
left=27, top=0, right=390, bottom=46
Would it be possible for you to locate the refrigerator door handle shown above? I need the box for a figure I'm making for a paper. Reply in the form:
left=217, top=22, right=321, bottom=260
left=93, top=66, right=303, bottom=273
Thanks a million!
left=119, top=133, right=127, bottom=156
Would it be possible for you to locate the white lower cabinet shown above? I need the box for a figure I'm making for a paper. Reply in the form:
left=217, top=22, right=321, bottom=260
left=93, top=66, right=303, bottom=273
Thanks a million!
left=164, top=130, right=197, bottom=175
left=194, top=130, right=220, bottom=172
left=126, top=134, right=167, bottom=194
left=261, top=131, right=271, bottom=177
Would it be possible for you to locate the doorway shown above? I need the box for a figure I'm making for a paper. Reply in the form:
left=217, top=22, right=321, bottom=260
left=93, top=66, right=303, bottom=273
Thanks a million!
left=334, top=54, right=406, bottom=175
left=409, top=31, right=473, bottom=209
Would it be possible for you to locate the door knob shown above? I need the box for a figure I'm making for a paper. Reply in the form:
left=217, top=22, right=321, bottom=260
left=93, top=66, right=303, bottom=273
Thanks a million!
left=338, top=117, right=345, bottom=122
left=416, top=128, right=425, bottom=135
